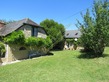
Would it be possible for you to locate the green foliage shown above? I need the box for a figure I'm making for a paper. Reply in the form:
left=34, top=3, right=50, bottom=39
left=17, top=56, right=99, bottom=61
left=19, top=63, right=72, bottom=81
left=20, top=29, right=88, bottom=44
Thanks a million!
left=25, top=37, right=38, bottom=46
left=25, top=37, right=52, bottom=49
left=4, top=30, right=52, bottom=51
left=0, top=42, right=6, bottom=57
left=40, top=19, right=65, bottom=49
left=77, top=0, right=109, bottom=56
left=73, top=41, right=78, bottom=50
left=45, top=37, right=53, bottom=49
left=66, top=39, right=74, bottom=44
left=65, top=38, right=81, bottom=50
left=53, top=39, right=65, bottom=50
left=76, top=38, right=82, bottom=46
left=4, top=30, right=25, bottom=45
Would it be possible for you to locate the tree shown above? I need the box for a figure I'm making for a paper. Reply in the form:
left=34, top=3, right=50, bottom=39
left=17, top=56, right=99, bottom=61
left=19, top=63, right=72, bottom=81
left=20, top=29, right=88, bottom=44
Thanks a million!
left=0, top=19, right=15, bottom=24
left=40, top=19, right=65, bottom=49
left=77, top=0, right=109, bottom=57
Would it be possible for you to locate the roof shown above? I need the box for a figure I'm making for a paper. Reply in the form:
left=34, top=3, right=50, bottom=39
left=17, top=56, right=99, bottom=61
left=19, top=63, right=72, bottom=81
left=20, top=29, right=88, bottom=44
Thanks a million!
left=65, top=30, right=81, bottom=38
left=0, top=18, right=41, bottom=36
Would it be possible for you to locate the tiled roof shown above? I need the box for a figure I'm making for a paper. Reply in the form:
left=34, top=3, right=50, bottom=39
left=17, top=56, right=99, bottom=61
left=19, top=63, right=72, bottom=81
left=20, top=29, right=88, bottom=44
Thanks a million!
left=0, top=18, right=41, bottom=36
left=65, top=30, right=81, bottom=38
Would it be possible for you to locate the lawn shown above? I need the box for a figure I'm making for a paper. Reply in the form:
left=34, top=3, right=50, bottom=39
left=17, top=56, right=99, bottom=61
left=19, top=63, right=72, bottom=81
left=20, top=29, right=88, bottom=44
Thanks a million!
left=0, top=48, right=109, bottom=82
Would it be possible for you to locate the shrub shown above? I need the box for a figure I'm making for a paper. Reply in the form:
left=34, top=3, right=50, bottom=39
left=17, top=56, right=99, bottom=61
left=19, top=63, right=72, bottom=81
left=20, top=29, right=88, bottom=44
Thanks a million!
left=73, top=41, right=78, bottom=50
left=0, top=42, right=6, bottom=57
left=4, top=30, right=25, bottom=45
left=25, top=37, right=38, bottom=46
left=66, top=39, right=74, bottom=44
left=25, top=37, right=52, bottom=49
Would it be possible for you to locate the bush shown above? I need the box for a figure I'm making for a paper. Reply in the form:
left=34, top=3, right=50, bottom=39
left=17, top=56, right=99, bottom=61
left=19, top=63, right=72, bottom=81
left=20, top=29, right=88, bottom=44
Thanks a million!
left=0, top=42, right=6, bottom=57
left=66, top=39, right=74, bottom=44
left=73, top=41, right=78, bottom=50
left=25, top=37, right=38, bottom=46
left=25, top=37, right=52, bottom=49
left=4, top=30, right=25, bottom=45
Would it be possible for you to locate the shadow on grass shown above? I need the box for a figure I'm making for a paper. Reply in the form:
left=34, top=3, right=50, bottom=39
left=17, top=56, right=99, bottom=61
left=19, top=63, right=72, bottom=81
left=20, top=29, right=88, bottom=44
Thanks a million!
left=51, top=49, right=63, bottom=51
left=78, top=49, right=109, bottom=59
left=28, top=52, right=54, bottom=59
left=45, top=52, right=54, bottom=56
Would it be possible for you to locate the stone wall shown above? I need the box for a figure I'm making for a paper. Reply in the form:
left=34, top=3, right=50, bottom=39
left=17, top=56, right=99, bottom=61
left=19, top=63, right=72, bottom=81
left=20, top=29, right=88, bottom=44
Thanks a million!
left=8, top=45, right=29, bottom=61
left=0, top=44, right=49, bottom=63
left=19, top=25, right=47, bottom=38
left=37, top=28, right=47, bottom=38
left=19, top=25, right=32, bottom=38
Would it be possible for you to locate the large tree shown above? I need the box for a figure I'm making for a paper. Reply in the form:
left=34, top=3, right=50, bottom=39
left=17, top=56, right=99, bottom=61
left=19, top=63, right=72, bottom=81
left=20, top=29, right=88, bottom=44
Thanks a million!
left=40, top=19, right=65, bottom=49
left=77, top=0, right=109, bottom=57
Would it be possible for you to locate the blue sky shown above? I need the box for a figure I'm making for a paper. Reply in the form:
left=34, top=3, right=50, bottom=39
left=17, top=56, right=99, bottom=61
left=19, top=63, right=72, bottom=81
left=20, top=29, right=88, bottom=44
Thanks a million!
left=0, top=0, right=93, bottom=30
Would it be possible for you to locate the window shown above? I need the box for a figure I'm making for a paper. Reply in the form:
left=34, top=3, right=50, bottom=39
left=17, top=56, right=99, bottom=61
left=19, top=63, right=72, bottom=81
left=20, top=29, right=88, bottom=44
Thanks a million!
left=34, top=28, right=38, bottom=36
left=31, top=27, right=38, bottom=37
left=75, top=33, right=78, bottom=35
left=67, top=33, right=69, bottom=36
left=24, top=25, right=32, bottom=38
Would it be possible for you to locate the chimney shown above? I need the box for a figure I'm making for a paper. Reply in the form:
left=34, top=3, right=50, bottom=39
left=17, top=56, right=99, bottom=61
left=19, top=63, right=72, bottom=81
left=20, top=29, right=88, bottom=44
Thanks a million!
left=0, top=22, right=5, bottom=29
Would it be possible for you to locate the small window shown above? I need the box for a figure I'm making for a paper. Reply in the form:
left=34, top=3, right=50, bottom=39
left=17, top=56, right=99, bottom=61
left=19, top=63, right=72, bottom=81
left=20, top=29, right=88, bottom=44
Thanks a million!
left=67, top=33, right=69, bottom=36
left=75, top=33, right=78, bottom=35
left=19, top=47, right=26, bottom=50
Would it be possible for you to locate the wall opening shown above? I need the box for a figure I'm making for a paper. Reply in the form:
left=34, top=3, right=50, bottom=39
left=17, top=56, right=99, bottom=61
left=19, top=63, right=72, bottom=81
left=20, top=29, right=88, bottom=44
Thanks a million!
left=19, top=47, right=26, bottom=51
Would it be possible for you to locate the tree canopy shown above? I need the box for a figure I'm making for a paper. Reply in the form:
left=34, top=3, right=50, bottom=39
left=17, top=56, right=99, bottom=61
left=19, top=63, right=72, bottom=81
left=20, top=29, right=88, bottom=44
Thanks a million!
left=40, top=19, right=65, bottom=49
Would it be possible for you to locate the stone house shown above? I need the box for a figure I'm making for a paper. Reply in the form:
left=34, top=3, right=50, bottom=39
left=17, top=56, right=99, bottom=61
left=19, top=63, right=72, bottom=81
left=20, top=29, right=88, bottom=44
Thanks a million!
left=0, top=18, right=47, bottom=64
left=64, top=30, right=81, bottom=50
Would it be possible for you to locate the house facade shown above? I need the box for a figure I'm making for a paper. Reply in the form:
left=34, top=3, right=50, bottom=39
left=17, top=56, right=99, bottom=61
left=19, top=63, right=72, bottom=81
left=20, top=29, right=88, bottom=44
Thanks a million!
left=0, top=18, right=47, bottom=64
left=64, top=30, right=81, bottom=50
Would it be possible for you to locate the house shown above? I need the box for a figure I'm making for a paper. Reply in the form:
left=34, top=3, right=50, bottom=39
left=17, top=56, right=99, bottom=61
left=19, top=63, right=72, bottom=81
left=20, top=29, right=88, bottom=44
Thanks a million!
left=0, top=18, right=47, bottom=38
left=0, top=18, right=47, bottom=64
left=64, top=30, right=81, bottom=50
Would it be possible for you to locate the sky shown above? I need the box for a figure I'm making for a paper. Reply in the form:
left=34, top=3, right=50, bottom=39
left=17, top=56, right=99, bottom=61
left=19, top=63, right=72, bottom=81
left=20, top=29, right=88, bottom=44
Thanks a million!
left=0, top=0, right=93, bottom=30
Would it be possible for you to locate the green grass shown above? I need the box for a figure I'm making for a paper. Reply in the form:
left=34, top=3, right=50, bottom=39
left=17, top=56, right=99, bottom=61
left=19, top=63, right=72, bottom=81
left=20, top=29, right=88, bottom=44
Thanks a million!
left=0, top=48, right=109, bottom=82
